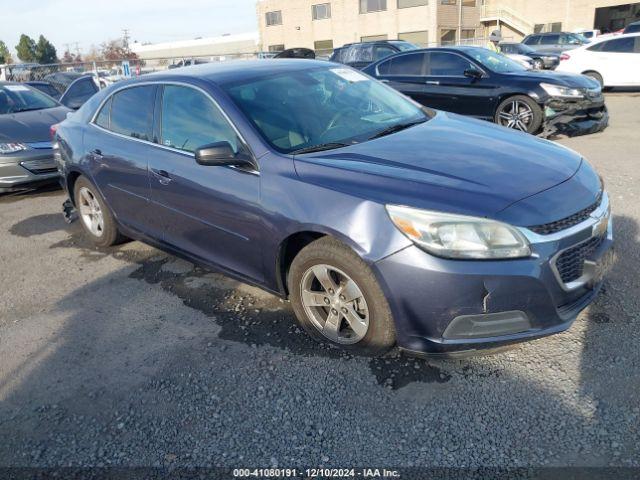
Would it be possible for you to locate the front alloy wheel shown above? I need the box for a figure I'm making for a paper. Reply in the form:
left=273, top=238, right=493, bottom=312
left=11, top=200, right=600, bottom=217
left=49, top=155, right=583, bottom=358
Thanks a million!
left=300, top=264, right=369, bottom=344
left=495, top=95, right=543, bottom=134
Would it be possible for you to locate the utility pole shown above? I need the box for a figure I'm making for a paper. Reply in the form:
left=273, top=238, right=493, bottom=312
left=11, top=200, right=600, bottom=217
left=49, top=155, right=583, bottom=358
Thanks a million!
left=122, top=28, right=130, bottom=51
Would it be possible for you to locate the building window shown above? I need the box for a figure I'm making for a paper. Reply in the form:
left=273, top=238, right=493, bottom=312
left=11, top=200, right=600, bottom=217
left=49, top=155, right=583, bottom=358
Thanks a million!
left=314, top=39, right=334, bottom=54
left=534, top=24, right=544, bottom=33
left=361, top=34, right=389, bottom=42
left=312, top=3, right=331, bottom=20
left=440, top=0, right=456, bottom=5
left=398, top=30, right=429, bottom=47
left=440, top=29, right=457, bottom=44
left=360, top=0, right=387, bottom=13
left=265, top=11, right=282, bottom=26
left=398, top=0, right=428, bottom=8
left=462, top=0, right=476, bottom=6
left=461, top=29, right=476, bottom=41
left=550, top=22, right=562, bottom=32
left=268, top=44, right=285, bottom=52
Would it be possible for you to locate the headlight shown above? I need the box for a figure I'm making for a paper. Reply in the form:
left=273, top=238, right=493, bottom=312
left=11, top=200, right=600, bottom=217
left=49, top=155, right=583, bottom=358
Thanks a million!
left=541, top=83, right=584, bottom=99
left=386, top=205, right=531, bottom=260
left=0, top=142, right=28, bottom=155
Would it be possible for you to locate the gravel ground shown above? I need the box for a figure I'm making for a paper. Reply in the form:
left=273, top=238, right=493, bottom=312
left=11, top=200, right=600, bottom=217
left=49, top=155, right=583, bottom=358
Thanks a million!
left=0, top=94, right=639, bottom=471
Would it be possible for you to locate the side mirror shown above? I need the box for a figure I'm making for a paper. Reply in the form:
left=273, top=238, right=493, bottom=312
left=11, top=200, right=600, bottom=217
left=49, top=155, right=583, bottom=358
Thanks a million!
left=195, top=141, right=255, bottom=170
left=464, top=68, right=483, bottom=80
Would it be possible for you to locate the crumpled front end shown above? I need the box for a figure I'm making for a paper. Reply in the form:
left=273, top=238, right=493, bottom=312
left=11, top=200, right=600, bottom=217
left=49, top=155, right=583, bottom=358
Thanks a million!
left=541, top=95, right=609, bottom=138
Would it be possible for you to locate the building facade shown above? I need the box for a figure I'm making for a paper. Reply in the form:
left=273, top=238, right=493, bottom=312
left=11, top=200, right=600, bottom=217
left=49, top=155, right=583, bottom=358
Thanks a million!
left=257, top=0, right=484, bottom=55
left=257, top=0, right=640, bottom=53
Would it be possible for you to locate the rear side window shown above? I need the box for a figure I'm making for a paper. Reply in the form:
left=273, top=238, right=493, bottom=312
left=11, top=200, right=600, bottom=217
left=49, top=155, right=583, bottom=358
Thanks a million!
left=160, top=85, right=238, bottom=154
left=109, top=86, right=156, bottom=141
left=95, top=97, right=112, bottom=129
left=427, top=52, right=473, bottom=76
left=378, top=53, right=426, bottom=76
left=597, top=37, right=636, bottom=53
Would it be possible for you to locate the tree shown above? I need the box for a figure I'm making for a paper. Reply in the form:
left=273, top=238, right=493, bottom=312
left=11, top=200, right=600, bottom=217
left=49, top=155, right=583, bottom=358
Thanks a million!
left=0, top=40, right=12, bottom=64
left=100, top=39, right=138, bottom=61
left=34, top=35, right=58, bottom=64
left=15, top=34, right=36, bottom=62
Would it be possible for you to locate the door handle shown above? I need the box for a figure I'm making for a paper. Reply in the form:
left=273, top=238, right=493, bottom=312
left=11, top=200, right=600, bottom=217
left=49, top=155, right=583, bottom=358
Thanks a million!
left=426, top=81, right=440, bottom=85
left=151, top=168, right=172, bottom=185
left=91, top=149, right=103, bottom=158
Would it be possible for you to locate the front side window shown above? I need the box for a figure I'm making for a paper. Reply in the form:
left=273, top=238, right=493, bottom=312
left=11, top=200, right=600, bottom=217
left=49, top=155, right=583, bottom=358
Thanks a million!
left=0, top=84, right=58, bottom=115
left=160, top=85, right=237, bottom=154
left=427, top=52, right=473, bottom=76
left=222, top=66, right=429, bottom=153
left=266, top=11, right=282, bottom=26
left=598, top=37, right=636, bottom=53
left=109, top=86, right=156, bottom=141
left=360, top=0, right=387, bottom=13
left=312, top=3, right=331, bottom=20
left=523, top=35, right=540, bottom=45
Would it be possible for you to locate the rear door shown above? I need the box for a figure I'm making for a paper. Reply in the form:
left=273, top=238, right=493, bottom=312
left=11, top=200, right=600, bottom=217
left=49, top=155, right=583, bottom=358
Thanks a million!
left=374, top=52, right=429, bottom=105
left=147, top=84, right=263, bottom=281
left=421, top=51, right=495, bottom=118
left=86, top=85, right=157, bottom=234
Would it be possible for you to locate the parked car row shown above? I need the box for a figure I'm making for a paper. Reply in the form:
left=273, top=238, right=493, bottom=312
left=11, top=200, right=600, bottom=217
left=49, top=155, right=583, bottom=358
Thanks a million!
left=50, top=60, right=613, bottom=357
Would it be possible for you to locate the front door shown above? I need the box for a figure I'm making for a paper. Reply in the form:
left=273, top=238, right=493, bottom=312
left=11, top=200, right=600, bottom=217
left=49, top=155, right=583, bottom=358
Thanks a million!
left=147, top=84, right=264, bottom=282
left=421, top=52, right=493, bottom=118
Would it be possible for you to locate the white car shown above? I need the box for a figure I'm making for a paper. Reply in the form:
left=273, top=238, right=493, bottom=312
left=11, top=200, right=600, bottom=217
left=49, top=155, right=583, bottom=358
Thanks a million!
left=556, top=33, right=640, bottom=87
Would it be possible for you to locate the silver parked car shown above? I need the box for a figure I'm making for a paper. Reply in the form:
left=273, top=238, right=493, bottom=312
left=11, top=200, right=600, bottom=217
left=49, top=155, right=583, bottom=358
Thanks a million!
left=0, top=82, right=70, bottom=192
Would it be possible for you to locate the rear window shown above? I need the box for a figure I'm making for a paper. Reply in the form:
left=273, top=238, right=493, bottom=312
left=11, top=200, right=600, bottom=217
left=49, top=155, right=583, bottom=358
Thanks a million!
left=108, top=86, right=156, bottom=141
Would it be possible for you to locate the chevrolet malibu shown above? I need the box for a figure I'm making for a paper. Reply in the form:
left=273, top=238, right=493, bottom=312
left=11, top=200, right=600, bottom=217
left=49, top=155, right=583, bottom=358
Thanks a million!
left=1, top=82, right=71, bottom=192
left=54, top=61, right=614, bottom=356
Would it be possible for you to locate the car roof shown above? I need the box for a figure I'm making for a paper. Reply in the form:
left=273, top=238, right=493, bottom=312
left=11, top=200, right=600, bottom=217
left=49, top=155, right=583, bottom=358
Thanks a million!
left=141, top=59, right=333, bottom=86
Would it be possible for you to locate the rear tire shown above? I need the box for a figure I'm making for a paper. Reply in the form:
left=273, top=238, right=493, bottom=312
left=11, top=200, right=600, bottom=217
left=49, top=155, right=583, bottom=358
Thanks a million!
left=288, top=237, right=396, bottom=356
left=583, top=71, right=604, bottom=88
left=494, top=95, right=543, bottom=134
left=73, top=176, right=126, bottom=248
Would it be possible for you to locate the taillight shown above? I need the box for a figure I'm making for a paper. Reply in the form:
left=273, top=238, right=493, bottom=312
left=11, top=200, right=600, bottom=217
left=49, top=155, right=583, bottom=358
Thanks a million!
left=50, top=123, right=59, bottom=141
left=560, top=53, right=571, bottom=61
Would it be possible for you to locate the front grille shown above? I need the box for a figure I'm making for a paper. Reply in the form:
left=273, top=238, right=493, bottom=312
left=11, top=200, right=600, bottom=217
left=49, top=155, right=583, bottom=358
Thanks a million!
left=528, top=195, right=602, bottom=235
left=555, top=235, right=605, bottom=284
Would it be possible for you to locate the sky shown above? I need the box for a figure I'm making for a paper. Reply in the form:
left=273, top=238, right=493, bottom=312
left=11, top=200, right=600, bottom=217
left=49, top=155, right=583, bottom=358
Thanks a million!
left=0, top=0, right=258, bottom=58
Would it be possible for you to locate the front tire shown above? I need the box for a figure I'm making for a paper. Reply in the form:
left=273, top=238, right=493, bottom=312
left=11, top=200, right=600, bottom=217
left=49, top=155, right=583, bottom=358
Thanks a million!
left=288, top=237, right=396, bottom=356
left=73, top=176, right=126, bottom=247
left=532, top=58, right=544, bottom=70
left=495, top=95, right=543, bottom=134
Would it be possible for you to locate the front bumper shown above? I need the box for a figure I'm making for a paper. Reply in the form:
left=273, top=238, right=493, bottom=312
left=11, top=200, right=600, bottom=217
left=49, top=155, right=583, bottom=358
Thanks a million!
left=542, top=95, right=609, bottom=138
left=373, top=195, right=614, bottom=355
left=0, top=148, right=60, bottom=192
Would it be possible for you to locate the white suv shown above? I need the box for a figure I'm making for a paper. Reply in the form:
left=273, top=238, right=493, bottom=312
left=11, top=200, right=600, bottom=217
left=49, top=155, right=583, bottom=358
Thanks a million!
left=556, top=33, right=640, bottom=87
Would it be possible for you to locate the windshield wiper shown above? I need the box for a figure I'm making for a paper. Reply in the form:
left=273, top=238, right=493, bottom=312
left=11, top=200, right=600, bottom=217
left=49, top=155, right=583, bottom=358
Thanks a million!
left=11, top=107, right=45, bottom=113
left=291, top=142, right=351, bottom=155
left=368, top=118, right=427, bottom=140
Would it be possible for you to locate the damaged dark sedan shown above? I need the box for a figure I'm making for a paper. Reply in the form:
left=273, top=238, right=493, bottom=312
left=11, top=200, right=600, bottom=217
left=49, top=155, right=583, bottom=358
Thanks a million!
left=363, top=46, right=608, bottom=136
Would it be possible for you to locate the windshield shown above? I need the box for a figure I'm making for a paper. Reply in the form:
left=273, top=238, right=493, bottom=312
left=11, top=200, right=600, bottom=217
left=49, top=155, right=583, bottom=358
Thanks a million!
left=222, top=66, right=429, bottom=154
left=0, top=84, right=59, bottom=115
left=466, top=49, right=527, bottom=73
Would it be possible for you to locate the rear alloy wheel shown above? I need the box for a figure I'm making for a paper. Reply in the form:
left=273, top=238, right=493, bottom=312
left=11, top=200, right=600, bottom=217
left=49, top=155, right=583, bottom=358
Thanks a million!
left=73, top=176, right=126, bottom=247
left=583, top=71, right=604, bottom=88
left=288, top=237, right=396, bottom=356
left=495, top=95, right=543, bottom=134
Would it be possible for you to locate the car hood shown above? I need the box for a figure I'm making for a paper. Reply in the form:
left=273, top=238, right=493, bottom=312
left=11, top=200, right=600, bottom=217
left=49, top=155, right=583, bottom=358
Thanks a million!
left=293, top=111, right=585, bottom=223
left=503, top=70, right=598, bottom=88
left=0, top=106, right=70, bottom=143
